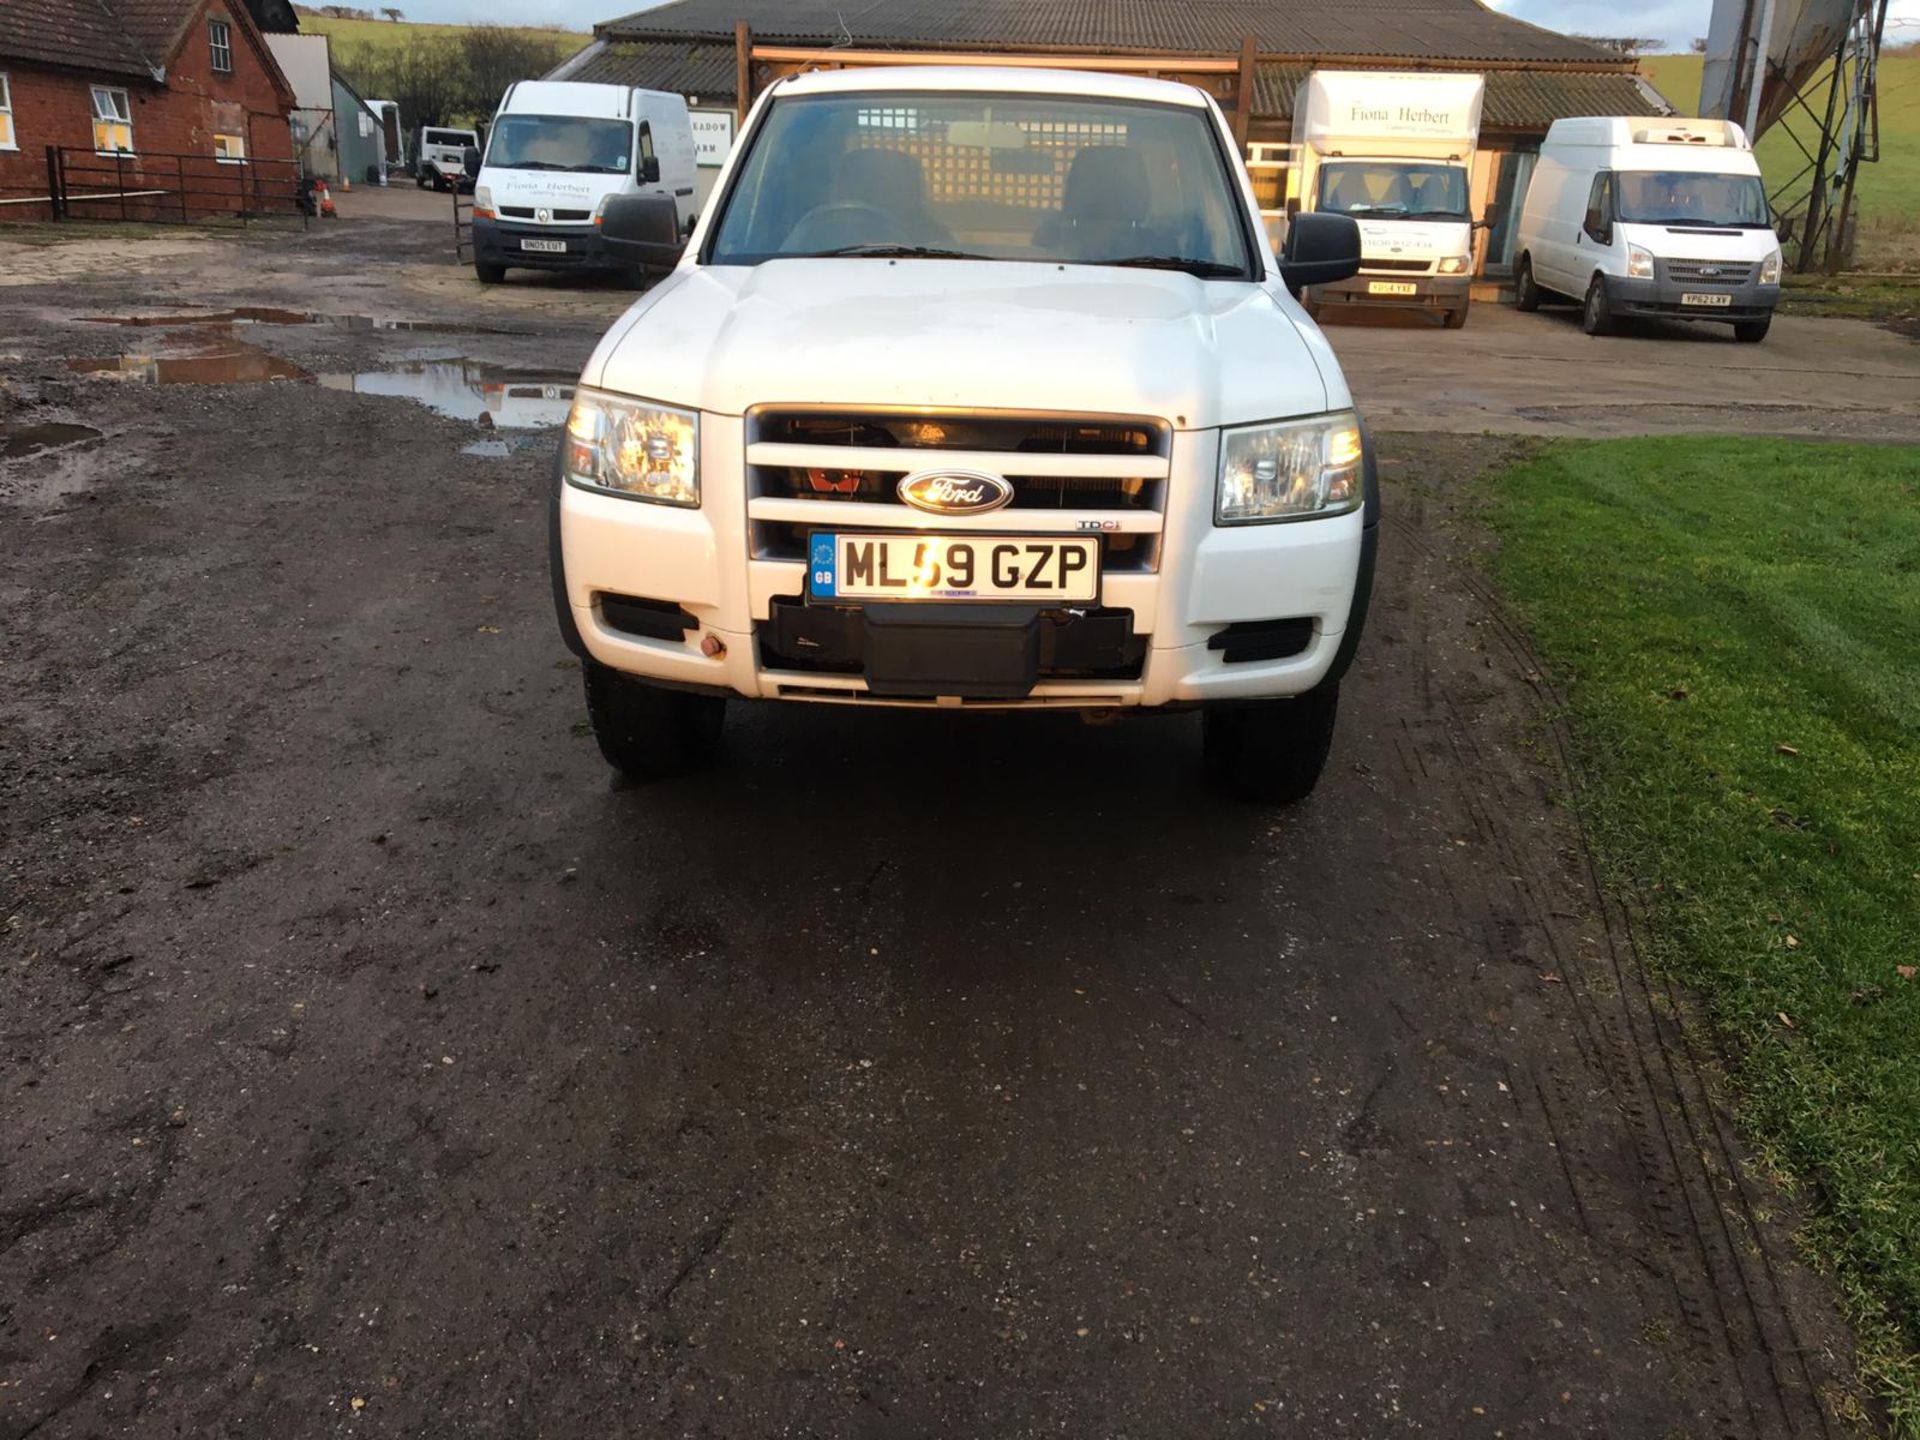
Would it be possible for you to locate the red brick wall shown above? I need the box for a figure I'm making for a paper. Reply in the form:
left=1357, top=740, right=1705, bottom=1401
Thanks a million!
left=0, top=0, right=295, bottom=222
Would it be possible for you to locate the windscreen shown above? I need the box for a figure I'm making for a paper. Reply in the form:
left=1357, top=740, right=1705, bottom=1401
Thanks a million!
left=707, top=93, right=1254, bottom=277
left=1315, top=161, right=1470, bottom=220
left=1615, top=171, right=1771, bottom=227
left=425, top=129, right=472, bottom=148
left=485, top=115, right=632, bottom=174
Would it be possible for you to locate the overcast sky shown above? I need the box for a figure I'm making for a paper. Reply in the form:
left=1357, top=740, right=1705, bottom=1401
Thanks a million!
left=389, top=0, right=1920, bottom=46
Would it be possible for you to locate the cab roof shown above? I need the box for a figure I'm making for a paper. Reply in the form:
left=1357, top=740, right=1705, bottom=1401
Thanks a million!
left=771, top=65, right=1212, bottom=108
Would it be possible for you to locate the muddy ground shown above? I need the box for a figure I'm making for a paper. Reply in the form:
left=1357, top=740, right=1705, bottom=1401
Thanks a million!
left=2, top=212, right=1913, bottom=1437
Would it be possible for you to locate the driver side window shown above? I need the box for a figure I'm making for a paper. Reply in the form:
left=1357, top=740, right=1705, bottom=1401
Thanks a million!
left=1583, top=172, right=1613, bottom=244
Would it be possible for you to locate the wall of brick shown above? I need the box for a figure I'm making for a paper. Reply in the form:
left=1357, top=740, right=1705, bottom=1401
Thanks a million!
left=0, top=0, right=295, bottom=222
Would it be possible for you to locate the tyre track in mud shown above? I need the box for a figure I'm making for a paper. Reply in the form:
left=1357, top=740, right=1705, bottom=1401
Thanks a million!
left=1381, top=464, right=1846, bottom=1438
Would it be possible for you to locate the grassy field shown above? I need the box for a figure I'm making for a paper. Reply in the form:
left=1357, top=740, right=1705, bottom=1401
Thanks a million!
left=293, top=11, right=583, bottom=52
left=1489, top=437, right=1920, bottom=1431
left=1640, top=51, right=1920, bottom=269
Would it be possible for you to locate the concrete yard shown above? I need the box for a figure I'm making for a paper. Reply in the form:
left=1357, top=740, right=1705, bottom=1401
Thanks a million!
left=3, top=212, right=1916, bottom=1436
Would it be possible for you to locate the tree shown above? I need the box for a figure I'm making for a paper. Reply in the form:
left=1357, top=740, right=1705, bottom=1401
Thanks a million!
left=1573, top=35, right=1665, bottom=57
left=381, top=6, right=404, bottom=20
left=333, top=23, right=578, bottom=129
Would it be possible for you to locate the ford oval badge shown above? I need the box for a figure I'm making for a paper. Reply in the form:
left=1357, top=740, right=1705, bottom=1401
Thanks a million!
left=898, top=469, right=1014, bottom=516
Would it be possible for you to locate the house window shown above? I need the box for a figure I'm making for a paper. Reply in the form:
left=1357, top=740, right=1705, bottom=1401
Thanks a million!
left=214, top=132, right=245, bottom=164
left=209, top=18, right=233, bottom=74
left=0, top=74, right=15, bottom=151
left=91, top=86, right=133, bottom=154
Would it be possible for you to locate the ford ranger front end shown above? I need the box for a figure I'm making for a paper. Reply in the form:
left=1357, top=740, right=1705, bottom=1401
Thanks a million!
left=551, top=66, right=1374, bottom=802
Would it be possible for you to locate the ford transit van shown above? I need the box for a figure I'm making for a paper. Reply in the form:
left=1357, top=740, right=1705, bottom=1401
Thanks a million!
left=1513, top=117, right=1782, bottom=342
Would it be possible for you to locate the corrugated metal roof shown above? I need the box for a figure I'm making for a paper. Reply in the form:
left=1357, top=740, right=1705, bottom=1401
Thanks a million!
left=0, top=0, right=156, bottom=78
left=566, top=39, right=739, bottom=97
left=598, top=0, right=1616, bottom=64
left=570, top=43, right=1665, bottom=131
left=1253, top=63, right=1664, bottom=127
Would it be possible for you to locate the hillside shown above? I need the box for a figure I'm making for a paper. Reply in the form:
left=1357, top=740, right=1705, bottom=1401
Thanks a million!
left=294, top=10, right=584, bottom=53
left=1639, top=51, right=1918, bottom=268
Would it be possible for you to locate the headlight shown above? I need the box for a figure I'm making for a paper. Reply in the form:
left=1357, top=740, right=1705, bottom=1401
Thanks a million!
left=1216, top=412, right=1364, bottom=525
left=564, top=388, right=700, bottom=507
left=1628, top=245, right=1655, bottom=279
left=473, top=183, right=493, bottom=214
left=1761, top=248, right=1783, bottom=285
left=1437, top=255, right=1471, bottom=275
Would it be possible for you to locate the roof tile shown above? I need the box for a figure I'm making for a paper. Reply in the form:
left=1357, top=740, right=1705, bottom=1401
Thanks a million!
left=0, top=0, right=156, bottom=77
left=596, top=0, right=1616, bottom=64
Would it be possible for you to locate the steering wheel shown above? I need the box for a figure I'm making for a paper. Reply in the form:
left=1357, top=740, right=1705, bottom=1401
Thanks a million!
left=783, top=201, right=904, bottom=253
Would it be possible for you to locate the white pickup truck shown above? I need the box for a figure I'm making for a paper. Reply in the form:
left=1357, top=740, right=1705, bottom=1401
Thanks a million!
left=549, top=66, right=1376, bottom=803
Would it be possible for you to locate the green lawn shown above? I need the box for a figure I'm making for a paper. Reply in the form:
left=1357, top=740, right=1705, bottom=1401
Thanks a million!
left=1489, top=437, right=1920, bottom=1431
left=1640, top=52, right=1920, bottom=270
left=293, top=11, right=582, bottom=52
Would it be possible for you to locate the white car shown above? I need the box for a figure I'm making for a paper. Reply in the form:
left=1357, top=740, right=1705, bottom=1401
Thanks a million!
left=549, top=66, right=1375, bottom=803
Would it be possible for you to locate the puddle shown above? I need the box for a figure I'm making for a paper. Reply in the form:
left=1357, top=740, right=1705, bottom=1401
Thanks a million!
left=69, top=347, right=310, bottom=384
left=84, top=308, right=518, bottom=335
left=1, top=421, right=104, bottom=460
left=317, top=361, right=574, bottom=428
left=67, top=336, right=574, bottom=431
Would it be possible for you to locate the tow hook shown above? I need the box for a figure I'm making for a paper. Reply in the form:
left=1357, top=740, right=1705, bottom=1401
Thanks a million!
left=700, top=634, right=727, bottom=659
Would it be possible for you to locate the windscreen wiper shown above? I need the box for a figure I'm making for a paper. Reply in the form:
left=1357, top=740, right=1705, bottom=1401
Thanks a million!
left=1401, top=210, right=1469, bottom=221
left=1100, top=255, right=1246, bottom=278
left=799, top=243, right=990, bottom=259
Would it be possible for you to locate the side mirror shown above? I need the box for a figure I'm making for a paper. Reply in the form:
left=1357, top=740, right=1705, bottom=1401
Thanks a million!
left=601, top=193, right=684, bottom=271
left=1278, top=212, right=1361, bottom=297
left=640, top=155, right=661, bottom=184
left=462, top=145, right=481, bottom=179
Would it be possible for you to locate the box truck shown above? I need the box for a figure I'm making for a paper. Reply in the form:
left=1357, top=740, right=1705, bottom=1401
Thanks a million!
left=1513, top=117, right=1782, bottom=342
left=1290, top=71, right=1485, bottom=329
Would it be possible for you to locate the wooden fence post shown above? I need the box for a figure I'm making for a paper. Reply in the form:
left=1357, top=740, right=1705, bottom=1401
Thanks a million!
left=45, top=146, right=65, bottom=221
left=735, top=22, right=752, bottom=128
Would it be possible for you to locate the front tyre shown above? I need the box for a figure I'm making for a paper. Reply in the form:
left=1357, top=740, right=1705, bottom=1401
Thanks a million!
left=1734, top=316, right=1772, bottom=344
left=475, top=260, right=506, bottom=285
left=1202, top=683, right=1340, bottom=805
left=1581, top=275, right=1616, bottom=337
left=1442, top=303, right=1469, bottom=330
left=583, top=661, right=724, bottom=781
left=1514, top=255, right=1542, bottom=312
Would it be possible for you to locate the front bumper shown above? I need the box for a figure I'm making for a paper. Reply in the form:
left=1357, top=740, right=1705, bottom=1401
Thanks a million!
left=473, top=217, right=613, bottom=271
left=1609, top=272, right=1780, bottom=322
left=1310, top=272, right=1470, bottom=311
left=553, top=421, right=1375, bottom=711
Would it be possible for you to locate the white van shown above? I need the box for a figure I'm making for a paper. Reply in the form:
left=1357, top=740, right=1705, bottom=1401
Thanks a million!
left=413, top=125, right=479, bottom=192
left=1290, top=71, right=1485, bottom=329
left=469, top=81, right=697, bottom=285
left=1513, top=117, right=1783, bottom=342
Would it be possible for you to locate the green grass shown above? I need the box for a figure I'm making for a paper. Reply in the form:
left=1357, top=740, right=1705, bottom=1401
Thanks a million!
left=293, top=11, right=581, bottom=52
left=1640, top=52, right=1920, bottom=270
left=1777, top=272, right=1920, bottom=324
left=1488, top=437, right=1920, bottom=1431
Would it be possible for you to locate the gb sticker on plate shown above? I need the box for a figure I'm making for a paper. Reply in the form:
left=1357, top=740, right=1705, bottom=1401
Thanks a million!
left=809, top=533, right=838, bottom=598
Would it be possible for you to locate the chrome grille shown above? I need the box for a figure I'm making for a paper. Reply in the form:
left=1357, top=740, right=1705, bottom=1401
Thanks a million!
left=744, top=407, right=1172, bottom=575
left=1360, top=258, right=1434, bottom=274
left=1666, top=259, right=1754, bottom=284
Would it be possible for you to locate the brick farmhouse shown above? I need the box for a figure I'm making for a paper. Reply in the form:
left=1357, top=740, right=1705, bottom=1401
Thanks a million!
left=0, top=0, right=297, bottom=221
